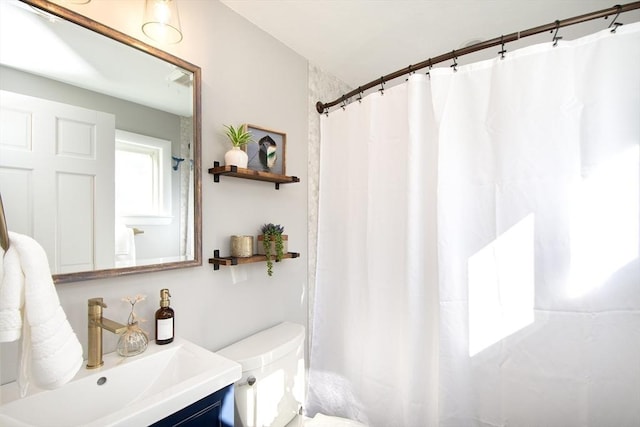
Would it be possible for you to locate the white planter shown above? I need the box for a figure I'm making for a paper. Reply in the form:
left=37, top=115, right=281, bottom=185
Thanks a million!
left=224, top=147, right=248, bottom=168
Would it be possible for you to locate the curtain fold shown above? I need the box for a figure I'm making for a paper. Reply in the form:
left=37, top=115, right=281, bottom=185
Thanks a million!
left=309, top=75, right=440, bottom=426
left=310, top=22, right=640, bottom=427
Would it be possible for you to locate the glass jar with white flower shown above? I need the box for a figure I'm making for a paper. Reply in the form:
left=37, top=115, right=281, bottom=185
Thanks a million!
left=116, top=295, right=149, bottom=357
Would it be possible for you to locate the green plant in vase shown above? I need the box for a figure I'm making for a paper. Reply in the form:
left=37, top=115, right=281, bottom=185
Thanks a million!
left=261, top=223, right=285, bottom=276
left=224, top=124, right=253, bottom=148
left=223, top=124, right=253, bottom=168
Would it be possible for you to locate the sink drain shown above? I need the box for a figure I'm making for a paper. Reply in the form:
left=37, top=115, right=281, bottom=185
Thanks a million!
left=97, top=377, right=107, bottom=386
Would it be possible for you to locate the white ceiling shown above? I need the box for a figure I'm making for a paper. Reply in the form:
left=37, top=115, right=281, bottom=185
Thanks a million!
left=220, top=0, right=640, bottom=89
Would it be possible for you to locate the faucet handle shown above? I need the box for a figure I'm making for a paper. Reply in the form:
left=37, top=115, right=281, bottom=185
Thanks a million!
left=88, top=297, right=107, bottom=308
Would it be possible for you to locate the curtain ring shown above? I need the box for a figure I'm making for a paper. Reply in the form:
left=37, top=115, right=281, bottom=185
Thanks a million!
left=607, top=5, right=623, bottom=32
left=551, top=20, right=562, bottom=46
left=356, top=87, right=363, bottom=103
left=378, top=77, right=385, bottom=95
left=499, top=35, right=507, bottom=59
left=340, top=95, right=347, bottom=110
left=405, top=65, right=414, bottom=81
left=450, top=50, right=458, bottom=72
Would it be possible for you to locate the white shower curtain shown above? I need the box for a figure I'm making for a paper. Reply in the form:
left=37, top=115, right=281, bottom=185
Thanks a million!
left=309, top=22, right=640, bottom=427
left=308, top=74, right=440, bottom=426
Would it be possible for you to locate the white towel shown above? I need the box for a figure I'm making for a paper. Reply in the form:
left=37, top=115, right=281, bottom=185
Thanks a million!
left=115, top=222, right=136, bottom=266
left=1, top=232, right=83, bottom=397
left=0, top=244, right=24, bottom=341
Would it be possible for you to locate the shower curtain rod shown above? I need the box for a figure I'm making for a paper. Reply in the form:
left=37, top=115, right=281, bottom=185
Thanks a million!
left=316, top=1, right=640, bottom=114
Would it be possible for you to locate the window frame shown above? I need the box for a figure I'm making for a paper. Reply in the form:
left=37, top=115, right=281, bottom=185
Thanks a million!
left=115, top=129, right=173, bottom=225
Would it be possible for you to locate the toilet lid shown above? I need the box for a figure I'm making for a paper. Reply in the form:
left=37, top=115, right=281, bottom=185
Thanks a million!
left=304, top=413, right=367, bottom=427
left=217, top=322, right=304, bottom=372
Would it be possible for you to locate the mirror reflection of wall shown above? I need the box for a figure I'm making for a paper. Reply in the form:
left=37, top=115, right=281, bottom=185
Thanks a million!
left=0, top=67, right=193, bottom=273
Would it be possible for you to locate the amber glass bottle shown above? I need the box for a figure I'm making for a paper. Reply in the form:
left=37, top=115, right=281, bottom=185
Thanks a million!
left=155, top=289, right=174, bottom=345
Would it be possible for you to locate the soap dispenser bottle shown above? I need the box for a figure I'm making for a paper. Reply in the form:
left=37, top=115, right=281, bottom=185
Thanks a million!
left=155, top=288, right=174, bottom=345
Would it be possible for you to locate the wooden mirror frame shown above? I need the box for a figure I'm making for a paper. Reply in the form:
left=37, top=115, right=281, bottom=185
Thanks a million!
left=19, top=0, right=202, bottom=284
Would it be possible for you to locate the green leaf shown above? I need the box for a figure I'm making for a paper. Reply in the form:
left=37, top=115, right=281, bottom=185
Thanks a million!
left=224, top=124, right=253, bottom=147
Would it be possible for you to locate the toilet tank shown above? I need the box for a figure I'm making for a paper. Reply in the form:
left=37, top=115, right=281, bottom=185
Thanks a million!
left=217, top=322, right=305, bottom=427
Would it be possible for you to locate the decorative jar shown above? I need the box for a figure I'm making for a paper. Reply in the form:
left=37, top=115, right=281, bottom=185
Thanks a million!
left=117, top=295, right=149, bottom=357
left=231, top=235, right=254, bottom=257
left=117, top=322, right=149, bottom=357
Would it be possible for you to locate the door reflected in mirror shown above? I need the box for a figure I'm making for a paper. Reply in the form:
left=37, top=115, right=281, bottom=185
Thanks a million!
left=0, top=0, right=201, bottom=282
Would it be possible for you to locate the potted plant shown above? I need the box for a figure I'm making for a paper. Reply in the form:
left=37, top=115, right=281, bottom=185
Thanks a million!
left=223, top=124, right=252, bottom=168
left=257, top=223, right=287, bottom=276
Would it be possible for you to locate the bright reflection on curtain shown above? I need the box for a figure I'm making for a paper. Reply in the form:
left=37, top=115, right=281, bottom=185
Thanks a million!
left=568, top=145, right=640, bottom=298
left=468, top=214, right=535, bottom=356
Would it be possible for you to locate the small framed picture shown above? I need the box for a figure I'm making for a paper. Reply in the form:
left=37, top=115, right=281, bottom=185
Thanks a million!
left=242, top=124, right=286, bottom=175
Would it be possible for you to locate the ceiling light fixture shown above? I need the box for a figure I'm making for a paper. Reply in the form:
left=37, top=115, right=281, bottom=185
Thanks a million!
left=142, top=0, right=183, bottom=44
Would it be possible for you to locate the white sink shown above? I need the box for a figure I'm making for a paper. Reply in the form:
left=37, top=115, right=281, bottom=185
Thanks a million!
left=0, top=337, right=241, bottom=426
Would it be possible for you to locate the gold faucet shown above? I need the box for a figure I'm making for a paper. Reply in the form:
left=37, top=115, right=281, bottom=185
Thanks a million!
left=87, top=297, right=127, bottom=369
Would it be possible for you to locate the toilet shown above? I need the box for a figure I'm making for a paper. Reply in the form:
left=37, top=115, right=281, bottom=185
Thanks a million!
left=217, top=322, right=365, bottom=427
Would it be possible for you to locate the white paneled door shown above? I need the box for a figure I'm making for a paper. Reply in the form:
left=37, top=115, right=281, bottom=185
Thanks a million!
left=0, top=90, right=115, bottom=273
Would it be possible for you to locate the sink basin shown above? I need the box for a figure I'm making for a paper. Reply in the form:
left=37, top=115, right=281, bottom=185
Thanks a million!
left=0, top=337, right=241, bottom=426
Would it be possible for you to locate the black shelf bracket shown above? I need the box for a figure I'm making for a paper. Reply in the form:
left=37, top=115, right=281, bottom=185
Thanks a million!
left=212, top=162, right=239, bottom=183
left=275, top=252, right=300, bottom=262
left=276, top=177, right=300, bottom=190
left=213, top=161, right=220, bottom=183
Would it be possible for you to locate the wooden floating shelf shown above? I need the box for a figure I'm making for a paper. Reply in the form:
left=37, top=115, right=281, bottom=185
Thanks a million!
left=209, top=249, right=300, bottom=270
left=209, top=161, right=300, bottom=189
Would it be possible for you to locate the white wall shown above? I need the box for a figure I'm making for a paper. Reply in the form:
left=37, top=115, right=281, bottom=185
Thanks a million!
left=1, top=0, right=309, bottom=383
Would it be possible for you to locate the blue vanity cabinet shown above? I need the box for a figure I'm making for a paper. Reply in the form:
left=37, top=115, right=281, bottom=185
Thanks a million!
left=151, top=384, right=234, bottom=427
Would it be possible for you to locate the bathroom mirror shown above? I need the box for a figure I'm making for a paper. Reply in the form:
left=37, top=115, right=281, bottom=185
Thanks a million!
left=0, top=0, right=202, bottom=283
